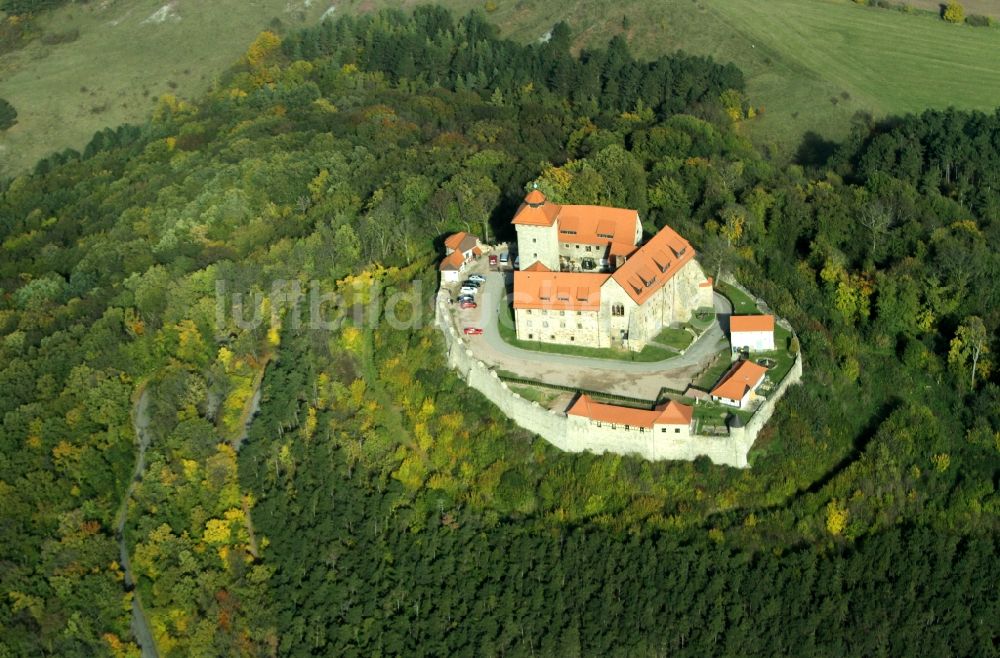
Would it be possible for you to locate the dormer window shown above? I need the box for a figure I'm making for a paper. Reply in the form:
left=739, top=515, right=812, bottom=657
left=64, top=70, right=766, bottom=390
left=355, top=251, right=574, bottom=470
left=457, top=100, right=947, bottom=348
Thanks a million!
left=597, top=232, right=614, bottom=239
left=640, top=274, right=656, bottom=287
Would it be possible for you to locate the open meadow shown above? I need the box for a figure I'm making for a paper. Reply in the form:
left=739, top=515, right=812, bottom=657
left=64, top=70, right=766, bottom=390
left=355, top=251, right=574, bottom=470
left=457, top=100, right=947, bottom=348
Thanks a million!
left=0, top=0, right=333, bottom=174
left=3, top=0, right=1000, bottom=171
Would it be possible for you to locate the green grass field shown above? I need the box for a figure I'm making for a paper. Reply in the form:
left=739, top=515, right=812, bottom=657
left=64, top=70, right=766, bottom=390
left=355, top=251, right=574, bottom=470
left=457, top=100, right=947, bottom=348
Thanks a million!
left=3, top=0, right=1000, bottom=172
left=369, top=0, right=1000, bottom=156
left=0, top=0, right=333, bottom=174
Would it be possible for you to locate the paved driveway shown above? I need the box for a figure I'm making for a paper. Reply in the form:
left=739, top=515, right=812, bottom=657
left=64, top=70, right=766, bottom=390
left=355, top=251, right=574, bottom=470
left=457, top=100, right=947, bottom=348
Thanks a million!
left=445, top=266, right=732, bottom=399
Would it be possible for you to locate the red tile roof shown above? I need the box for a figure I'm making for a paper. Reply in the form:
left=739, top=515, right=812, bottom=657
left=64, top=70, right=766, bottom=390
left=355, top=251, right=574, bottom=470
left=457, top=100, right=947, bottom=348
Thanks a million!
left=657, top=400, right=694, bottom=425
left=556, top=206, right=640, bottom=246
left=524, top=188, right=546, bottom=205
left=511, top=189, right=640, bottom=248
left=522, top=261, right=551, bottom=272
left=567, top=395, right=693, bottom=428
left=609, top=242, right=639, bottom=258
left=730, top=315, right=774, bottom=333
left=513, top=271, right=609, bottom=312
left=610, top=224, right=695, bottom=304
left=711, top=360, right=768, bottom=401
left=445, top=231, right=480, bottom=253
left=439, top=250, right=465, bottom=271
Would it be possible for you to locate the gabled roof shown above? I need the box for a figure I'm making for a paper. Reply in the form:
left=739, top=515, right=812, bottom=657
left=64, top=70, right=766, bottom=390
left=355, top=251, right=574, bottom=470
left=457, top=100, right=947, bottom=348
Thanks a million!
left=556, top=206, right=640, bottom=246
left=522, top=261, right=551, bottom=272
left=610, top=224, right=695, bottom=304
left=711, top=360, right=768, bottom=401
left=609, top=242, right=639, bottom=258
left=513, top=271, right=608, bottom=312
left=439, top=250, right=465, bottom=271
left=567, top=394, right=693, bottom=428
left=445, top=231, right=480, bottom=253
left=730, top=315, right=774, bottom=333
left=511, top=189, right=641, bottom=246
left=657, top=400, right=694, bottom=425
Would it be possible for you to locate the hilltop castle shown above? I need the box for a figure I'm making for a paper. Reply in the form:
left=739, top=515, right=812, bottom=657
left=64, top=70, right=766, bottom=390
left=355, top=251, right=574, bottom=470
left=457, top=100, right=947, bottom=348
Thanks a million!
left=511, top=189, right=713, bottom=351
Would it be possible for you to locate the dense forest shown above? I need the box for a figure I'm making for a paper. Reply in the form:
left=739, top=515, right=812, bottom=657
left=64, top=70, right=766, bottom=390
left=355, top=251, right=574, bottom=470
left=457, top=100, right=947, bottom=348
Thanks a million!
left=0, top=6, right=997, bottom=656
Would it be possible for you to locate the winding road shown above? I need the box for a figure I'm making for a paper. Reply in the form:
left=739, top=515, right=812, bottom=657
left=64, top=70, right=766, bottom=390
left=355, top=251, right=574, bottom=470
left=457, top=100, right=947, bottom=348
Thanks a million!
left=116, top=389, right=159, bottom=658
left=446, top=269, right=733, bottom=399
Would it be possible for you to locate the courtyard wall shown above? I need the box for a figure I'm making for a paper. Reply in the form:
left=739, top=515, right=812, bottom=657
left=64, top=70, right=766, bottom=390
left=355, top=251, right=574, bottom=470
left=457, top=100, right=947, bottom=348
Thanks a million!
left=436, top=291, right=801, bottom=468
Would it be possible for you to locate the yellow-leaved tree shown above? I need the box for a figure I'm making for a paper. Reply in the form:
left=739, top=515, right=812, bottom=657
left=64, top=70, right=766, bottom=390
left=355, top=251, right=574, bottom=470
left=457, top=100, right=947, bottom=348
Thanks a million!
left=943, top=1, right=965, bottom=23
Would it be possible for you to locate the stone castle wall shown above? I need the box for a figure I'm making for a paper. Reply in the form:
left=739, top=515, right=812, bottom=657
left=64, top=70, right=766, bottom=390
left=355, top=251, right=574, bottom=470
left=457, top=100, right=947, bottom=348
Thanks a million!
left=436, top=291, right=800, bottom=468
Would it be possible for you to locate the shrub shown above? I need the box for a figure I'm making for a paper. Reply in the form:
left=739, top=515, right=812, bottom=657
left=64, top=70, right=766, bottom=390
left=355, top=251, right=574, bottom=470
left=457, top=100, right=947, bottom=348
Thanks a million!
left=942, top=1, right=965, bottom=23
left=965, top=13, right=991, bottom=27
left=0, top=97, right=16, bottom=131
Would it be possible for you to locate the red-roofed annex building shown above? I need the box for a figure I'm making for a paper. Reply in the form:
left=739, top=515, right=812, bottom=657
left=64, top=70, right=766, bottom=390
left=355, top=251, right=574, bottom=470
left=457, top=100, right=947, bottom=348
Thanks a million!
left=439, top=231, right=482, bottom=283
left=511, top=188, right=713, bottom=350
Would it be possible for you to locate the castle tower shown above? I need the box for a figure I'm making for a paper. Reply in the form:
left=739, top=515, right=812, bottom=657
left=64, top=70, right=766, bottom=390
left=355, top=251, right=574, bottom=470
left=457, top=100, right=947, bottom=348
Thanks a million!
left=512, top=187, right=561, bottom=271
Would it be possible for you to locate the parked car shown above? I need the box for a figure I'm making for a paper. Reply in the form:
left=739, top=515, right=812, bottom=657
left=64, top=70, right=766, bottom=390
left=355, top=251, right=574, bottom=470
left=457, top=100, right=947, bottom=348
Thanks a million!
left=462, top=279, right=481, bottom=287
left=488, top=254, right=498, bottom=267
left=499, top=252, right=509, bottom=264
left=513, top=256, right=520, bottom=269
left=463, top=327, right=483, bottom=335
left=459, top=286, right=478, bottom=295
left=460, top=301, right=477, bottom=309
left=456, top=295, right=475, bottom=304
left=468, top=274, right=486, bottom=283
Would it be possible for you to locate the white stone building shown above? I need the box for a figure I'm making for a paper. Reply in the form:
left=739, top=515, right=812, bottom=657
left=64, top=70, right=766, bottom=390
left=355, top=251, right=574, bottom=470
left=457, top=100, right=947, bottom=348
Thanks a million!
left=566, top=395, right=695, bottom=441
left=730, top=315, right=775, bottom=353
left=511, top=189, right=713, bottom=351
left=439, top=231, right=482, bottom=283
left=710, top=360, right=768, bottom=408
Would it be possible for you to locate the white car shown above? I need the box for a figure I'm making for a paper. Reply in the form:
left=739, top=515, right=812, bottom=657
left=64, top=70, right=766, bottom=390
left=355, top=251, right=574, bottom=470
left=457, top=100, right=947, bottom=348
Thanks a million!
left=468, top=274, right=486, bottom=283
left=459, top=285, right=478, bottom=295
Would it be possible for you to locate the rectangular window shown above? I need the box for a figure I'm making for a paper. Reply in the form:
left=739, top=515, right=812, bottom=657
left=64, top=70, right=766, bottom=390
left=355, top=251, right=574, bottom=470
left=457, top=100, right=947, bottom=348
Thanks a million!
left=570, top=336, right=575, bottom=341
left=577, top=323, right=582, bottom=329
left=576, top=311, right=582, bottom=316
left=596, top=421, right=602, bottom=427
left=612, top=304, right=625, bottom=317
left=533, top=238, right=537, bottom=243
left=586, top=245, right=592, bottom=252
left=528, top=333, right=533, bottom=339
left=560, top=311, right=565, bottom=316
left=625, top=425, right=630, bottom=431
left=639, top=427, right=645, bottom=433
left=661, top=428, right=667, bottom=433
left=675, top=428, right=681, bottom=433
left=560, top=322, right=566, bottom=328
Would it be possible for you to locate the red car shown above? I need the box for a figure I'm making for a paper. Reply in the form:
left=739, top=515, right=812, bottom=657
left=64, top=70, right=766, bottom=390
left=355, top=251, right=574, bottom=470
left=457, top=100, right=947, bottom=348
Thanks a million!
left=488, top=254, right=498, bottom=267
left=463, top=327, right=483, bottom=335
left=460, top=301, right=477, bottom=309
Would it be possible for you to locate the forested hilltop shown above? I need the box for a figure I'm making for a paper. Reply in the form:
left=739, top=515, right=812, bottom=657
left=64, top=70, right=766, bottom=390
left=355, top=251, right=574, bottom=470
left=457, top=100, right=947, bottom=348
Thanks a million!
left=0, top=6, right=997, bottom=656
